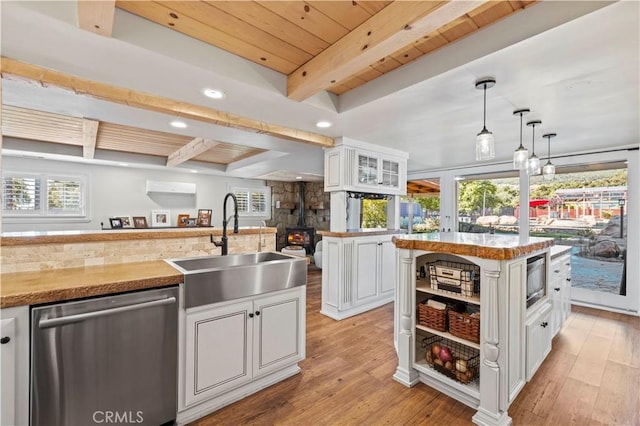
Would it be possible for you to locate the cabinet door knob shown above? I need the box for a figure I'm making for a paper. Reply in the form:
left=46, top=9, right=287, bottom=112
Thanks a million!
left=554, top=287, right=561, bottom=292
left=0, top=336, right=10, bottom=344
left=255, top=311, right=260, bottom=316
left=248, top=313, right=254, bottom=318
left=566, top=278, right=571, bottom=282
left=541, top=322, right=548, bottom=328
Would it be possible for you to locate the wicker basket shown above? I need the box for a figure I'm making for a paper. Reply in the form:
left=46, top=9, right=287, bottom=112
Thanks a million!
left=418, top=302, right=447, bottom=332
left=421, top=335, right=479, bottom=385
left=448, top=311, right=480, bottom=344
left=427, top=260, right=480, bottom=297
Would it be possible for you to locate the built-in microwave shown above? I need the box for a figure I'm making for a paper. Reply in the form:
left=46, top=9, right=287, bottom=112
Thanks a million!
left=526, top=254, right=546, bottom=308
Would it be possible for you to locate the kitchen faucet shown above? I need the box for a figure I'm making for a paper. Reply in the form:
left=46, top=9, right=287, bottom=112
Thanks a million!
left=211, top=193, right=239, bottom=255
left=258, top=220, right=266, bottom=252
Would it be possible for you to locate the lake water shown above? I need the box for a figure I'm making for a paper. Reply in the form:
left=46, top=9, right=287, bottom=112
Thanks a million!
left=570, top=246, right=624, bottom=294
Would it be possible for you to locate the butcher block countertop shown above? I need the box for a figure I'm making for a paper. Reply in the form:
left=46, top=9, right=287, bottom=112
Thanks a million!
left=393, top=232, right=553, bottom=260
left=1, top=261, right=182, bottom=308
left=1, top=227, right=275, bottom=246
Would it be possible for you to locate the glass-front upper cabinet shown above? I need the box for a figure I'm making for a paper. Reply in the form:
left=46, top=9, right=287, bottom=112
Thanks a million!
left=358, top=154, right=379, bottom=185
left=381, top=159, right=400, bottom=188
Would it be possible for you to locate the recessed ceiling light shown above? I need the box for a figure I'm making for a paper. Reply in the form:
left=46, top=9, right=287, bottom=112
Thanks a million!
left=190, top=169, right=198, bottom=173
left=170, top=120, right=187, bottom=129
left=316, top=120, right=332, bottom=128
left=295, top=176, right=303, bottom=180
left=119, top=162, right=129, bottom=167
left=202, top=88, right=226, bottom=99
left=454, top=176, right=465, bottom=181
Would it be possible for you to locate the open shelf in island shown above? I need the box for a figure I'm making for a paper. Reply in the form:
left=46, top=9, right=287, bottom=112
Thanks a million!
left=415, top=324, right=480, bottom=349
left=416, top=283, right=481, bottom=306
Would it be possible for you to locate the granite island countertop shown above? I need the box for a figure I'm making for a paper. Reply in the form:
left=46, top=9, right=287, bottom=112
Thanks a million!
left=393, top=232, right=553, bottom=260
left=318, top=229, right=406, bottom=238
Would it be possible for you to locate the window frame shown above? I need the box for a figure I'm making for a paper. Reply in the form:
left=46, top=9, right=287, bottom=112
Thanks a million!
left=2, top=171, right=90, bottom=221
left=230, top=185, right=271, bottom=218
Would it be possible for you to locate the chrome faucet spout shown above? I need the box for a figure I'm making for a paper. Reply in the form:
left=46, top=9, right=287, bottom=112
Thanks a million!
left=258, top=220, right=267, bottom=252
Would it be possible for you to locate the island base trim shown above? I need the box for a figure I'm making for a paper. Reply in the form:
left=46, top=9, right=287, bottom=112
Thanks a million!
left=176, top=364, right=301, bottom=425
left=472, top=407, right=512, bottom=426
left=320, top=296, right=393, bottom=321
left=392, top=367, right=419, bottom=387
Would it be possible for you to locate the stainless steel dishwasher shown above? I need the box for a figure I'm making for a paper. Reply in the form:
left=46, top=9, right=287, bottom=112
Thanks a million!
left=31, top=286, right=178, bottom=426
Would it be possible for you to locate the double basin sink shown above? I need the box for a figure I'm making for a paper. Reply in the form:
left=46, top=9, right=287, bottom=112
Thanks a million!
left=166, top=252, right=307, bottom=308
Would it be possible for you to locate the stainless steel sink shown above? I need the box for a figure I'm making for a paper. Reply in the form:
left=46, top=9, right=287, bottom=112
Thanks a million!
left=166, top=252, right=307, bottom=308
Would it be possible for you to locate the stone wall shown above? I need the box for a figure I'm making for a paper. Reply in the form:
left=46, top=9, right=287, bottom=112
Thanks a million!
left=267, top=181, right=330, bottom=250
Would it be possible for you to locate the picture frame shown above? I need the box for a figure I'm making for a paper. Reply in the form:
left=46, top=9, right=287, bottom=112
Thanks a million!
left=177, top=214, right=190, bottom=227
left=185, top=218, right=197, bottom=227
left=109, top=217, right=123, bottom=229
left=151, top=210, right=171, bottom=227
left=117, top=216, right=134, bottom=228
left=197, top=209, right=212, bottom=227
left=133, top=216, right=148, bottom=228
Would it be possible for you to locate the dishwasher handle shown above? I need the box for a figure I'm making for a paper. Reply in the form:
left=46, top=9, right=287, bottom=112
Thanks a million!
left=38, top=296, right=177, bottom=329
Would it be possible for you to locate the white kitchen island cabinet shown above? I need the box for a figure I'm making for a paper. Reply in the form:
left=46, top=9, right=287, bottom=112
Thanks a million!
left=0, top=306, right=29, bottom=426
left=392, top=232, right=554, bottom=426
left=178, top=286, right=305, bottom=424
left=318, top=229, right=402, bottom=320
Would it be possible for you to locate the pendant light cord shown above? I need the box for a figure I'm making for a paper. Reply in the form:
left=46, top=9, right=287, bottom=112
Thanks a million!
left=547, top=135, right=551, bottom=161
left=482, top=84, right=487, bottom=130
left=519, top=113, right=523, bottom=148
left=531, top=123, right=536, bottom=154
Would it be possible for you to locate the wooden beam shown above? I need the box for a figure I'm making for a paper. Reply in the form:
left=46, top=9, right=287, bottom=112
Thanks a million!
left=0, top=57, right=335, bottom=148
left=77, top=0, right=116, bottom=37
left=82, top=118, right=99, bottom=159
left=287, top=0, right=488, bottom=101
left=167, top=137, right=220, bottom=167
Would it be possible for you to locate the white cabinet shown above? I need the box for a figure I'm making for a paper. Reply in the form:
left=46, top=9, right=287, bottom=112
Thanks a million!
left=0, top=306, right=29, bottom=426
left=549, top=251, right=572, bottom=337
left=525, top=302, right=552, bottom=381
left=321, top=234, right=397, bottom=320
left=183, top=287, right=305, bottom=409
left=324, top=144, right=407, bottom=195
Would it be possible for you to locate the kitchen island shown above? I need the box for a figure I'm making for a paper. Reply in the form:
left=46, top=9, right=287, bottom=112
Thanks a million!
left=392, top=232, right=554, bottom=426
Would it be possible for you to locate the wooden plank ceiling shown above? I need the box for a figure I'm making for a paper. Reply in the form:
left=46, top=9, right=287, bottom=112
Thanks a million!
left=115, top=1, right=537, bottom=98
left=1, top=105, right=265, bottom=166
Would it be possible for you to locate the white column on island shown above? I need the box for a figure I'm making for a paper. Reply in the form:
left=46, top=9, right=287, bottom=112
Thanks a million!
left=393, top=249, right=419, bottom=386
left=472, top=268, right=512, bottom=426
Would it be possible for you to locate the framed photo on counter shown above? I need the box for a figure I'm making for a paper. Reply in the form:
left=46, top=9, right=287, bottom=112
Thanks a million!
left=151, top=210, right=170, bottom=227
left=197, top=209, right=212, bottom=227
left=109, top=218, right=123, bottom=229
left=117, top=216, right=133, bottom=228
left=177, top=214, right=190, bottom=227
left=133, top=216, right=148, bottom=228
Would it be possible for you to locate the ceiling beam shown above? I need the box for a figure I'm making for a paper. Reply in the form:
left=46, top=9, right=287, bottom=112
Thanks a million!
left=0, top=57, right=335, bottom=148
left=287, top=0, right=488, bottom=101
left=77, top=0, right=116, bottom=37
left=167, top=137, right=220, bottom=167
left=82, top=118, right=99, bottom=159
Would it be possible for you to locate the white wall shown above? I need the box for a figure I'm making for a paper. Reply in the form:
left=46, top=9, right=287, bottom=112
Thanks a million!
left=2, top=156, right=270, bottom=232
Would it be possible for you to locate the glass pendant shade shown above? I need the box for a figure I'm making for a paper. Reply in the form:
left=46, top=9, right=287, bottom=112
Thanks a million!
left=476, top=128, right=495, bottom=160
left=528, top=155, right=541, bottom=175
left=543, top=162, right=556, bottom=180
left=513, top=146, right=529, bottom=169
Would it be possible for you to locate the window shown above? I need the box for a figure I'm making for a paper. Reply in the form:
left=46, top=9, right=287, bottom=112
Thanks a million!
left=2, top=172, right=87, bottom=217
left=231, top=186, right=271, bottom=217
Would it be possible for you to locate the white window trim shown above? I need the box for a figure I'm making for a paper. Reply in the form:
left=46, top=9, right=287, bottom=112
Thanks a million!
left=2, top=171, right=91, bottom=223
left=230, top=185, right=271, bottom=218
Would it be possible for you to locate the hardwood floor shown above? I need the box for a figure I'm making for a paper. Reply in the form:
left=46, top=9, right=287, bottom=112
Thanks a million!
left=192, top=268, right=640, bottom=426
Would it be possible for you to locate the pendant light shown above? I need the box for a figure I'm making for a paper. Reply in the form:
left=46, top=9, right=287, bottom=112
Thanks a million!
left=512, top=108, right=530, bottom=170
left=526, top=120, right=542, bottom=175
left=542, top=133, right=556, bottom=180
left=475, top=77, right=496, bottom=161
